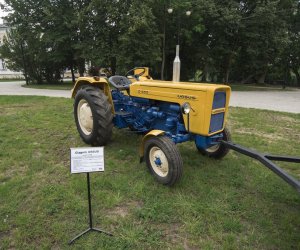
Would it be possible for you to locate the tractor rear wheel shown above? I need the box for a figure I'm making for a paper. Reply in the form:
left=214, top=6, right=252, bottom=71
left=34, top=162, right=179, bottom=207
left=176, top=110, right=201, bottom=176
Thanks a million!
left=74, top=85, right=113, bottom=146
left=197, top=127, right=231, bottom=159
left=144, top=136, right=183, bottom=186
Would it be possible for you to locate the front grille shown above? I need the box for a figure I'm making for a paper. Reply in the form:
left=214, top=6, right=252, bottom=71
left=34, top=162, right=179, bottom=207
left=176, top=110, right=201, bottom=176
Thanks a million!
left=209, top=113, right=224, bottom=133
left=212, top=92, right=226, bottom=109
left=209, top=91, right=226, bottom=133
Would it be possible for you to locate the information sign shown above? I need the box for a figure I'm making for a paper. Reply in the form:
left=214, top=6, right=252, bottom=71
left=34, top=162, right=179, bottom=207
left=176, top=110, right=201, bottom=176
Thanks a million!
left=70, top=147, right=104, bottom=174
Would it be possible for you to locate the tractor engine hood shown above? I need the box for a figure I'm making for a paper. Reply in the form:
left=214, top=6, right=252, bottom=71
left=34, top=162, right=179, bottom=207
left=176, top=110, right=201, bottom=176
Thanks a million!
left=129, top=80, right=231, bottom=136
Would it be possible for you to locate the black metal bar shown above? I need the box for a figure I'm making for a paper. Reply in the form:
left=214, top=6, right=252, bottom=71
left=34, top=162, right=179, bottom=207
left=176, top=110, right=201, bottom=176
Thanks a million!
left=93, top=227, right=113, bottom=236
left=221, top=141, right=300, bottom=193
left=87, top=173, right=93, bottom=229
left=264, top=155, right=300, bottom=163
left=69, top=228, right=91, bottom=245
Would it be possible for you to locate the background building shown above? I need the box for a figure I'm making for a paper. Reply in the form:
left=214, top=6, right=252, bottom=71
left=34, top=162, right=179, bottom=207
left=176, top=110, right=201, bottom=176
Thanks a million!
left=0, top=23, right=23, bottom=79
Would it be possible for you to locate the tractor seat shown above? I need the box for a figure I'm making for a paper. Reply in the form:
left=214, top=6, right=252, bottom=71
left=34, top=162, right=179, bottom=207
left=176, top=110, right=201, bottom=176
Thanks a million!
left=108, top=76, right=131, bottom=90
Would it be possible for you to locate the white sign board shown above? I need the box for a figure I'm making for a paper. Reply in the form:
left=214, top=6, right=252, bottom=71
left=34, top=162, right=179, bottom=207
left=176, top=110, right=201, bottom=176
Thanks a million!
left=70, top=147, right=104, bottom=174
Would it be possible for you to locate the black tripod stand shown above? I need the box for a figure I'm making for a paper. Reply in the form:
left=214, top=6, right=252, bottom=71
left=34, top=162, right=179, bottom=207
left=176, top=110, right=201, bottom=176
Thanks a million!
left=69, top=173, right=113, bottom=245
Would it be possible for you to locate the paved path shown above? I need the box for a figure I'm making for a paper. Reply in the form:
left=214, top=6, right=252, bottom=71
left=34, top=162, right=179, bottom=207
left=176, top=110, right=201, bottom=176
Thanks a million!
left=0, top=81, right=299, bottom=113
left=230, top=90, right=300, bottom=114
left=0, top=81, right=70, bottom=98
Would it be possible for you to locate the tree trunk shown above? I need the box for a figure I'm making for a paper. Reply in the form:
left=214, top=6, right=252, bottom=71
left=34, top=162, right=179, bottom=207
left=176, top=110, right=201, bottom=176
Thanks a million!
left=257, top=67, right=268, bottom=84
left=110, top=56, right=116, bottom=75
left=223, top=53, right=233, bottom=83
left=70, top=65, right=75, bottom=83
left=241, top=74, right=255, bottom=84
left=78, top=58, right=85, bottom=77
left=55, top=69, right=61, bottom=82
left=292, top=68, right=300, bottom=87
left=201, top=63, right=209, bottom=82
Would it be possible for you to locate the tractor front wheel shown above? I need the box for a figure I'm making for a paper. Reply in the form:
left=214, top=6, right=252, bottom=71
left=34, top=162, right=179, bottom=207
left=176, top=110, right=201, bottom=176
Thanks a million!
left=74, top=85, right=113, bottom=146
left=197, top=127, right=231, bottom=159
left=144, top=136, right=183, bottom=186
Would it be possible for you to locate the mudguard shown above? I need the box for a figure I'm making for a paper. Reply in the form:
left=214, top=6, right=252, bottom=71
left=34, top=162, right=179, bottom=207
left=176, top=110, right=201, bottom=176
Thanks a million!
left=71, top=76, right=114, bottom=113
left=139, top=130, right=165, bottom=162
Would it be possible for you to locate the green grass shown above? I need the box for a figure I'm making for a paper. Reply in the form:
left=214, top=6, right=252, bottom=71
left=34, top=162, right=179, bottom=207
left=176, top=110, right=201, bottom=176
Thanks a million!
left=0, top=96, right=299, bottom=249
left=22, top=81, right=74, bottom=90
left=0, top=79, right=24, bottom=82
left=228, top=83, right=289, bottom=91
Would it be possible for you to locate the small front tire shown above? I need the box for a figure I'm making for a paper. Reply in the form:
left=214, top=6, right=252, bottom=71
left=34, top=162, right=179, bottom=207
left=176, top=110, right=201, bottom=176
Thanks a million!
left=197, top=127, right=231, bottom=159
left=144, top=136, right=183, bottom=186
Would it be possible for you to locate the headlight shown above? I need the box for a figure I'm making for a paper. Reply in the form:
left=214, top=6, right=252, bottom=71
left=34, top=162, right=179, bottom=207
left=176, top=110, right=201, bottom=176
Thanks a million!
left=181, top=102, right=191, bottom=114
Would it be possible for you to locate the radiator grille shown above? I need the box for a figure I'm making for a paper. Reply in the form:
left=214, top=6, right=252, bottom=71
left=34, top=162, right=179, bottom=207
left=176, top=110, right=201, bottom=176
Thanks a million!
left=210, top=91, right=226, bottom=133
left=209, top=113, right=225, bottom=133
left=212, top=92, right=226, bottom=109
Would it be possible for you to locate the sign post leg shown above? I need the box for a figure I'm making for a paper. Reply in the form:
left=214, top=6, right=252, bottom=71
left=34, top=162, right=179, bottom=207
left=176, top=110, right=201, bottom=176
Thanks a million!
left=69, top=173, right=113, bottom=245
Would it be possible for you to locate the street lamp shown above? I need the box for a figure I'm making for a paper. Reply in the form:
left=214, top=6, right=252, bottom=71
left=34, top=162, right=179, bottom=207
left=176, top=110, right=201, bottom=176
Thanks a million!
left=167, top=7, right=191, bottom=82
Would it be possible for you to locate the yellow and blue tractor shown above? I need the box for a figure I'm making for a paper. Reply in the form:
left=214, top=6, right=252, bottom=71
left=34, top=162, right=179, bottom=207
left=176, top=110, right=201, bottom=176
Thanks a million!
left=71, top=67, right=300, bottom=192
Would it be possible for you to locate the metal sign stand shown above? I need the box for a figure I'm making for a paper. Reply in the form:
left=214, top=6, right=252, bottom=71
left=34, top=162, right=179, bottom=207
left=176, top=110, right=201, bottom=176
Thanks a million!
left=69, top=173, right=113, bottom=245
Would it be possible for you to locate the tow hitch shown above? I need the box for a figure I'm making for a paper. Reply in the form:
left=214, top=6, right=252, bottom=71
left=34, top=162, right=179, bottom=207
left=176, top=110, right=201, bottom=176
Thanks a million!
left=221, top=141, right=300, bottom=193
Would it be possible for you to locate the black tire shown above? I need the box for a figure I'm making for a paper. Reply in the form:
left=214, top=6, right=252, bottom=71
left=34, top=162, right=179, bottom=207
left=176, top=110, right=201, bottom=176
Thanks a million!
left=144, top=136, right=183, bottom=186
left=197, top=127, right=231, bottom=159
left=74, top=85, right=113, bottom=146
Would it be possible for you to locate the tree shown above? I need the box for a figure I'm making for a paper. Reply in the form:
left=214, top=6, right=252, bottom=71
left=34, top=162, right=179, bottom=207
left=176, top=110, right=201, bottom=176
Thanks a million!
left=117, top=0, right=161, bottom=74
left=286, top=1, right=300, bottom=85
left=0, top=0, right=299, bottom=86
left=0, top=0, right=75, bottom=83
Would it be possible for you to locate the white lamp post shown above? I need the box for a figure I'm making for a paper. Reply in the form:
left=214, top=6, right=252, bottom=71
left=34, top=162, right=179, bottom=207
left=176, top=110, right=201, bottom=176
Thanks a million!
left=172, top=45, right=181, bottom=82
left=168, top=8, right=191, bottom=82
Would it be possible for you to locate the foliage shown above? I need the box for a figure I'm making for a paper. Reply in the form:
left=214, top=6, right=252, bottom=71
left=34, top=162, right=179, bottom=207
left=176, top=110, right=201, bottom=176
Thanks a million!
left=0, top=0, right=300, bottom=85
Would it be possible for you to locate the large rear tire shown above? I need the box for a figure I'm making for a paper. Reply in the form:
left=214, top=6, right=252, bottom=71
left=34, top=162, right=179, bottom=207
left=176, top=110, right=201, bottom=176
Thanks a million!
left=144, top=136, right=183, bottom=186
left=197, top=127, right=231, bottom=159
left=74, top=85, right=113, bottom=146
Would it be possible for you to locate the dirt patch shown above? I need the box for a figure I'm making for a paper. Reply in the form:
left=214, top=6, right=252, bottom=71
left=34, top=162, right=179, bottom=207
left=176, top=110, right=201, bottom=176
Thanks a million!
left=0, top=230, right=10, bottom=240
left=163, top=222, right=182, bottom=244
left=3, top=163, right=29, bottom=179
left=0, top=105, right=32, bottom=115
left=107, top=200, right=143, bottom=218
left=158, top=222, right=198, bottom=249
left=3, top=105, right=31, bottom=109
left=236, top=128, right=283, bottom=141
left=33, top=150, right=43, bottom=159
left=272, top=114, right=297, bottom=123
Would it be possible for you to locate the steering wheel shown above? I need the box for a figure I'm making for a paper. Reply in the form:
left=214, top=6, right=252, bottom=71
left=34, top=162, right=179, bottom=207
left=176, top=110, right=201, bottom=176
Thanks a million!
left=125, top=67, right=146, bottom=80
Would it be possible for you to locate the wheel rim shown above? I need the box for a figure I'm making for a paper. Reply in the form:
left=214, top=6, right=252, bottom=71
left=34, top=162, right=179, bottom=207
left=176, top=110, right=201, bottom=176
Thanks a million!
left=206, top=144, right=220, bottom=153
left=149, top=146, right=169, bottom=177
left=77, top=99, right=93, bottom=135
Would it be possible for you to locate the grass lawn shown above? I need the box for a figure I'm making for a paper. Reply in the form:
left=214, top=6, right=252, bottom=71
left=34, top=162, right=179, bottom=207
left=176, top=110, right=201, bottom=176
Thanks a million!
left=22, top=81, right=74, bottom=90
left=0, top=96, right=299, bottom=249
left=228, top=83, right=288, bottom=91
left=0, top=79, right=24, bottom=82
